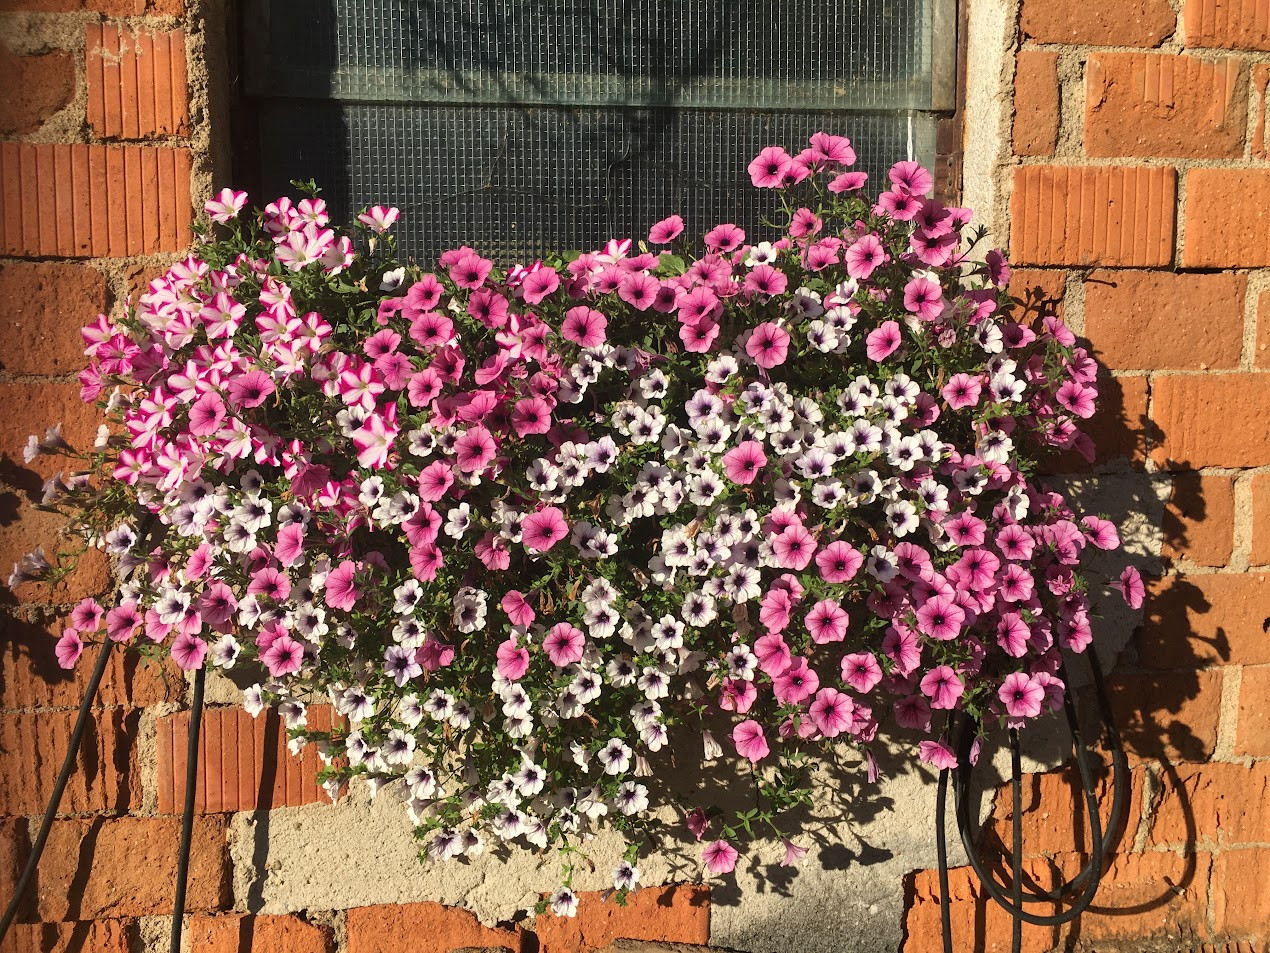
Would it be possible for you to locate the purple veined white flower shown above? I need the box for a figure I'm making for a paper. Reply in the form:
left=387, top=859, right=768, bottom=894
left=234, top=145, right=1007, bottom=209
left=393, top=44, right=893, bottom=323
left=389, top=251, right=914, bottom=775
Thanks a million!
left=612, top=860, right=641, bottom=891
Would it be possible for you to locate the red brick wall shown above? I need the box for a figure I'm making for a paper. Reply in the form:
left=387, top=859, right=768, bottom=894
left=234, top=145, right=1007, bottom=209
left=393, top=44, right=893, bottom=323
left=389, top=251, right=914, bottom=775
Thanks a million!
left=0, top=0, right=1267, bottom=950
left=903, top=0, right=1270, bottom=948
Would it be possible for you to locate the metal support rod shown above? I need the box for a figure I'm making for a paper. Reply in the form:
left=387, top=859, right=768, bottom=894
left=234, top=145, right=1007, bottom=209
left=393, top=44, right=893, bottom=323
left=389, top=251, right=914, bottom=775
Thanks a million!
left=170, top=663, right=206, bottom=953
left=0, top=639, right=115, bottom=944
left=1008, top=730, right=1023, bottom=953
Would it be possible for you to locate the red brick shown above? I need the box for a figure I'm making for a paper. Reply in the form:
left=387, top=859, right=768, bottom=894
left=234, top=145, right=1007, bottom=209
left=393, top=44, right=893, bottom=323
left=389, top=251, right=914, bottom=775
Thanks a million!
left=1255, top=64, right=1269, bottom=159
left=1151, top=374, right=1270, bottom=469
left=1150, top=761, right=1270, bottom=848
left=0, top=512, right=111, bottom=607
left=1184, top=0, right=1270, bottom=50
left=1020, top=0, right=1176, bottom=45
left=28, top=815, right=230, bottom=919
left=902, top=862, right=1064, bottom=953
left=1213, top=849, right=1270, bottom=935
left=1162, top=473, right=1236, bottom=567
left=1010, top=165, right=1175, bottom=267
left=0, top=262, right=106, bottom=377
left=1084, top=270, right=1245, bottom=371
left=1253, top=473, right=1270, bottom=565
left=0, top=45, right=75, bottom=135
left=345, top=902, right=524, bottom=953
left=1007, top=268, right=1066, bottom=321
left=0, top=142, right=192, bottom=258
left=1079, top=850, right=1210, bottom=941
left=1013, top=52, right=1059, bottom=158
left=0, top=379, right=101, bottom=478
left=1235, top=665, right=1270, bottom=756
left=188, top=914, right=332, bottom=953
left=1184, top=169, right=1270, bottom=268
left=1138, top=573, right=1270, bottom=667
left=1257, top=289, right=1270, bottom=370
left=0, top=637, right=182, bottom=709
left=1107, top=668, right=1223, bottom=763
left=156, top=706, right=340, bottom=814
left=1046, top=374, right=1150, bottom=472
left=987, top=764, right=1144, bottom=858
left=1085, top=53, right=1246, bottom=158
left=0, top=709, right=138, bottom=816
left=534, top=884, right=710, bottom=953
left=86, top=25, right=190, bottom=140
left=0, top=920, right=132, bottom=953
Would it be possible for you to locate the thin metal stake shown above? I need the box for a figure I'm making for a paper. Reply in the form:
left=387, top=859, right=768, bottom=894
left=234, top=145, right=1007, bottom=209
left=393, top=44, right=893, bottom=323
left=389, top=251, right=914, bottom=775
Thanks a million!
left=0, top=640, right=116, bottom=943
left=170, top=663, right=206, bottom=953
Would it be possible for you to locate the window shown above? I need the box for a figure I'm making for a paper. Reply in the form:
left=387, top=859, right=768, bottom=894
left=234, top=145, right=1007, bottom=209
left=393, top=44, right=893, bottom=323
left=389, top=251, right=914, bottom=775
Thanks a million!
left=241, top=0, right=959, bottom=260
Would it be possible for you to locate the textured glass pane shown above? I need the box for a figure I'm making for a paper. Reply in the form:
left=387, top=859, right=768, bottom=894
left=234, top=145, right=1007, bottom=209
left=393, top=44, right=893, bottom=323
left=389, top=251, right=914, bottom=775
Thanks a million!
left=259, top=103, right=936, bottom=262
left=257, top=0, right=936, bottom=109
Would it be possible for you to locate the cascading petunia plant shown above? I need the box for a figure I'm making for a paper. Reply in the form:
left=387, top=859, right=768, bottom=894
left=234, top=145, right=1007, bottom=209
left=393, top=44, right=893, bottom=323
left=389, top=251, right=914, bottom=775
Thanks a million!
left=13, top=132, right=1144, bottom=917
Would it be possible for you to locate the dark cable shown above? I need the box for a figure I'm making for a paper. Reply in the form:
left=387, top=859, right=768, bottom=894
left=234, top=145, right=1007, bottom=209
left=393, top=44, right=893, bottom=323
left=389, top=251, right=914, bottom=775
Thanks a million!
left=0, top=639, right=115, bottom=943
left=169, top=663, right=206, bottom=953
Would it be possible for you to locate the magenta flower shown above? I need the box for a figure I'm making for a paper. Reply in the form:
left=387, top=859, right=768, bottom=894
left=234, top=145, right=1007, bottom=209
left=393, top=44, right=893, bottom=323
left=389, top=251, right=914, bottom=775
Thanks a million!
left=648, top=214, right=684, bottom=244
left=448, top=251, right=493, bottom=289
left=915, top=596, right=965, bottom=642
left=198, top=581, right=238, bottom=625
left=248, top=567, right=292, bottom=602
left=754, top=632, right=792, bottom=677
left=809, top=687, right=855, bottom=738
left=805, top=599, right=848, bottom=644
left=261, top=634, right=304, bottom=677
left=170, top=632, right=208, bottom=671
left=903, top=275, right=944, bottom=320
left=55, top=628, right=84, bottom=669
left=865, top=321, right=902, bottom=361
left=685, top=808, right=709, bottom=841
left=731, top=719, right=770, bottom=764
left=889, top=159, right=935, bottom=196
left=418, top=461, right=455, bottom=501
left=773, top=656, right=819, bottom=705
left=996, top=612, right=1030, bottom=658
left=520, top=266, right=560, bottom=305
left=618, top=272, right=660, bottom=311
left=999, top=672, right=1045, bottom=719
left=703, top=839, right=739, bottom=875
left=771, top=523, right=816, bottom=570
left=187, top=391, right=226, bottom=437
left=69, top=598, right=104, bottom=632
left=918, top=739, right=958, bottom=771
left=561, top=306, right=608, bottom=347
left=722, top=440, right=767, bottom=485
left=718, top=678, right=757, bottom=714
left=497, top=638, right=531, bottom=680
left=816, top=540, right=863, bottom=583
left=453, top=426, right=497, bottom=473
left=353, top=408, right=399, bottom=469
left=1111, top=565, right=1146, bottom=610
left=941, top=373, right=982, bottom=410
left=780, top=838, right=809, bottom=867
left=744, top=264, right=788, bottom=297
left=416, top=637, right=455, bottom=672
left=1056, top=381, right=1097, bottom=418
left=275, top=523, right=305, bottom=568
left=501, top=590, right=536, bottom=627
left=703, top=223, right=745, bottom=252
left=748, top=145, right=793, bottom=188
left=997, top=564, right=1035, bottom=603
left=105, top=601, right=142, bottom=643
left=680, top=316, right=720, bottom=353
left=841, top=651, right=882, bottom=693
left=894, top=694, right=932, bottom=732
left=829, top=170, right=868, bottom=193
left=844, top=234, right=887, bottom=280
left=227, top=371, right=275, bottom=409
left=523, top=507, right=568, bottom=552
left=1082, top=516, right=1120, bottom=551
left=745, top=322, right=791, bottom=369
left=919, top=665, right=965, bottom=710
left=544, top=623, right=585, bottom=667
left=324, top=560, right=359, bottom=611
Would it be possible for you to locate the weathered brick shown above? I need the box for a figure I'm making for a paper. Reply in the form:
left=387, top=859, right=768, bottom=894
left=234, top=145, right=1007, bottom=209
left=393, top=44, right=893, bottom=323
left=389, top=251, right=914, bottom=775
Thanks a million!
left=1084, top=270, right=1245, bottom=370
left=1046, top=374, right=1150, bottom=472
left=0, top=262, right=106, bottom=377
left=1161, top=473, right=1236, bottom=566
left=1138, top=573, right=1269, bottom=667
left=1257, top=289, right=1270, bottom=370
left=1106, top=668, right=1223, bottom=763
left=0, top=709, right=138, bottom=816
left=0, top=511, right=111, bottom=606
left=1184, top=169, right=1270, bottom=268
left=534, top=885, right=710, bottom=953
left=156, top=706, right=341, bottom=814
left=345, top=902, right=525, bottom=953
left=1078, top=850, right=1210, bottom=941
left=1235, top=665, right=1270, bottom=756
left=0, top=630, right=181, bottom=710
left=28, top=815, right=230, bottom=919
left=188, top=913, right=333, bottom=953
left=987, top=764, right=1144, bottom=858
left=1213, top=849, right=1270, bottom=936
left=1007, top=268, right=1066, bottom=322
left=1020, top=0, right=1176, bottom=45
left=1255, top=64, right=1270, bottom=159
left=0, top=379, right=100, bottom=477
left=1149, top=761, right=1270, bottom=848
left=1151, top=374, right=1270, bottom=469
left=1184, top=0, right=1270, bottom=50
left=1252, top=472, right=1270, bottom=565
left=1013, top=52, right=1059, bottom=158
left=0, top=920, right=132, bottom=953
left=0, top=142, right=193, bottom=258
left=1085, top=53, right=1246, bottom=158
left=1010, top=166, right=1175, bottom=267
left=0, top=0, right=183, bottom=11
left=902, top=862, right=1064, bottom=953
left=86, top=25, right=190, bottom=140
left=0, top=44, right=75, bottom=135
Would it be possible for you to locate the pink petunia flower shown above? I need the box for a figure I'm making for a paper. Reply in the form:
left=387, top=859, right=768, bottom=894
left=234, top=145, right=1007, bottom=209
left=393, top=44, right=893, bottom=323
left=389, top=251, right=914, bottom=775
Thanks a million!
left=731, top=719, right=770, bottom=763
left=324, top=560, right=359, bottom=611
left=260, top=634, right=304, bottom=677
left=511, top=397, right=553, bottom=437
left=748, top=146, right=793, bottom=188
left=718, top=678, right=757, bottom=713
left=772, top=657, right=819, bottom=705
left=722, top=440, right=767, bottom=485
left=453, top=426, right=496, bottom=473
left=999, top=672, right=1045, bottom=719
left=866, top=321, right=902, bottom=361
left=1056, top=381, right=1097, bottom=419
left=780, top=838, right=809, bottom=867
left=915, top=596, right=965, bottom=641
left=522, top=507, right=568, bottom=552
left=1111, top=565, right=1146, bottom=610
left=171, top=631, right=208, bottom=671
left=227, top=371, right=276, bottom=409
left=816, top=540, right=863, bottom=583
left=188, top=391, right=226, bottom=436
left=501, top=591, right=536, bottom=627
left=561, top=306, right=608, bottom=348
left=544, top=623, right=585, bottom=667
left=105, top=601, right=143, bottom=642
left=841, top=651, right=883, bottom=693
left=903, top=275, right=944, bottom=320
left=942, top=373, right=982, bottom=410
left=745, top=322, right=791, bottom=369
left=418, top=461, right=455, bottom=501
left=70, top=598, right=104, bottom=632
left=497, top=638, right=531, bottom=680
left=809, top=687, right=855, bottom=738
left=55, top=628, right=84, bottom=669
left=275, top=523, right=305, bottom=568
left=919, top=739, right=958, bottom=770
left=805, top=599, right=849, bottom=644
left=754, top=632, right=792, bottom=676
left=771, top=523, right=816, bottom=570
left=648, top=215, right=685, bottom=244
left=703, top=839, right=739, bottom=874
left=919, top=665, right=965, bottom=710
